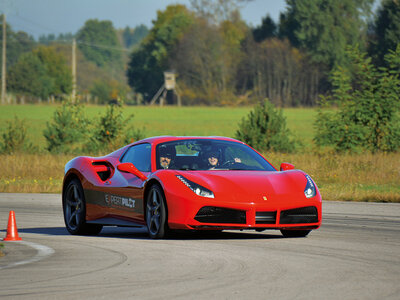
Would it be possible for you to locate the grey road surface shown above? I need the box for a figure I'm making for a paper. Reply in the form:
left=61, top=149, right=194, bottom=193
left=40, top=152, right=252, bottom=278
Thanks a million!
left=0, top=193, right=399, bottom=299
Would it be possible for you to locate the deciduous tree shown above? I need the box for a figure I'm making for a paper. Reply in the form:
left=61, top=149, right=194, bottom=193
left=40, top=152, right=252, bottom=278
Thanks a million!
left=33, top=46, right=72, bottom=95
left=127, top=5, right=194, bottom=100
left=189, top=0, right=252, bottom=24
left=7, top=46, right=72, bottom=99
left=170, top=14, right=248, bottom=105
left=239, top=37, right=322, bottom=106
left=76, top=19, right=122, bottom=68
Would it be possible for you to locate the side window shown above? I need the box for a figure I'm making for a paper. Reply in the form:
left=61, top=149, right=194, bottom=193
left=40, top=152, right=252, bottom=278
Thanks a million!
left=120, top=143, right=152, bottom=172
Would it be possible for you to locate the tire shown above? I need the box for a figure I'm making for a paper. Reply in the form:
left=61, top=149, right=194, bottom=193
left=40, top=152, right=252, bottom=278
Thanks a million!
left=146, top=184, right=168, bottom=239
left=63, top=179, right=103, bottom=235
left=280, top=229, right=311, bottom=238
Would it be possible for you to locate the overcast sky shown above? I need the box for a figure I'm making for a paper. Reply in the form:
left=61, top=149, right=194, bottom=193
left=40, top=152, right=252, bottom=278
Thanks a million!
left=1, top=0, right=287, bottom=38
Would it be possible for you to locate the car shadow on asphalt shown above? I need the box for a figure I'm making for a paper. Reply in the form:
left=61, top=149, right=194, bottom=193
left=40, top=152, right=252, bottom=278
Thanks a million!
left=99, top=227, right=284, bottom=240
left=2, top=227, right=284, bottom=240
left=167, top=230, right=284, bottom=240
left=9, top=227, right=70, bottom=236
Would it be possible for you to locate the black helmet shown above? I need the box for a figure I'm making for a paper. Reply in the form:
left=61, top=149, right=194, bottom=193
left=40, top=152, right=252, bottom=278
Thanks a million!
left=207, top=150, right=219, bottom=158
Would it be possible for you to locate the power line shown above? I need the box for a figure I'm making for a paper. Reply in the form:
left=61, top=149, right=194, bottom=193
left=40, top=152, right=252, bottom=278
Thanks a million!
left=75, top=40, right=130, bottom=52
left=9, top=14, right=64, bottom=36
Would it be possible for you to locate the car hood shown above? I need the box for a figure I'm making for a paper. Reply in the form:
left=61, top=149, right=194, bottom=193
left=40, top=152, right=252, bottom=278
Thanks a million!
left=176, top=170, right=308, bottom=204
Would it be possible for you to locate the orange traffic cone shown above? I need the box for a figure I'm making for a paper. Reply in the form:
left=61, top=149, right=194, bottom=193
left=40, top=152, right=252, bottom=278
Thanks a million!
left=3, top=210, right=22, bottom=241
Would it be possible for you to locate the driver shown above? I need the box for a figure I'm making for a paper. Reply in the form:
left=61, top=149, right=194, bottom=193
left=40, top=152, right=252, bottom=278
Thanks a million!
left=158, top=145, right=176, bottom=169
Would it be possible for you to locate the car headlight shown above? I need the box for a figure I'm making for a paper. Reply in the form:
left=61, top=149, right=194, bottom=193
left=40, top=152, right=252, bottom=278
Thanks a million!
left=176, top=175, right=214, bottom=198
left=304, top=174, right=316, bottom=198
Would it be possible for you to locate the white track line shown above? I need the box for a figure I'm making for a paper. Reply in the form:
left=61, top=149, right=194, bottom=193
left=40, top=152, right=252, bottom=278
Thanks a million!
left=0, top=240, right=55, bottom=270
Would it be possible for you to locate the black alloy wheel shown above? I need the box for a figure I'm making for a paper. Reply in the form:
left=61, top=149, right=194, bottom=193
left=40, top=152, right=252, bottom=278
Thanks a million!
left=63, top=179, right=102, bottom=235
left=146, top=185, right=168, bottom=239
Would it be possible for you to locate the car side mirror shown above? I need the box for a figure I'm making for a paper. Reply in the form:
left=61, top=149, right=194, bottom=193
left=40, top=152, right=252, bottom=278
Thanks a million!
left=117, top=162, right=147, bottom=181
left=280, top=162, right=295, bottom=171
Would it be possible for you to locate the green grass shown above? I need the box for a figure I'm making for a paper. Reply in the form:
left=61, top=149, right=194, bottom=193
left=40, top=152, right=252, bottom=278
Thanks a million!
left=284, top=108, right=317, bottom=146
left=0, top=104, right=318, bottom=151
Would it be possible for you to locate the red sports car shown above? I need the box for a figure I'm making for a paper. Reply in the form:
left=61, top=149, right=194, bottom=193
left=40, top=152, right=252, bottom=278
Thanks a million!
left=62, top=136, right=322, bottom=239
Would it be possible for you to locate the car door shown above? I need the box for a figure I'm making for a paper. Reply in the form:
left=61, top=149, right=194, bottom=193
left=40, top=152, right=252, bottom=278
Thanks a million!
left=104, top=143, right=152, bottom=224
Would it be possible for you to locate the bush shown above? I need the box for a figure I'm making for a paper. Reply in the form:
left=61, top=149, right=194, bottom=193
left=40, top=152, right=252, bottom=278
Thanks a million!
left=43, top=99, right=145, bottom=155
left=0, top=116, right=36, bottom=154
left=123, top=126, right=146, bottom=145
left=314, top=45, right=400, bottom=152
left=235, top=99, right=295, bottom=152
left=43, top=99, right=89, bottom=153
left=84, top=101, right=145, bottom=154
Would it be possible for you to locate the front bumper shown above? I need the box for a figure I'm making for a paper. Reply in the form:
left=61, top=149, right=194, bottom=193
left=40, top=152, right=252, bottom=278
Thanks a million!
left=188, top=205, right=320, bottom=230
left=165, top=189, right=322, bottom=230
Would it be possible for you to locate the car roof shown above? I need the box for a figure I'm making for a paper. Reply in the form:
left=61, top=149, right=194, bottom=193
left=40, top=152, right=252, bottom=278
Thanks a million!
left=132, top=136, right=243, bottom=145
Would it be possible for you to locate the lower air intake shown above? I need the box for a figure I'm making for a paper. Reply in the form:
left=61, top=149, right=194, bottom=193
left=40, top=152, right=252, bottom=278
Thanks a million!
left=195, top=206, right=246, bottom=224
left=280, top=206, right=318, bottom=224
left=255, top=211, right=277, bottom=224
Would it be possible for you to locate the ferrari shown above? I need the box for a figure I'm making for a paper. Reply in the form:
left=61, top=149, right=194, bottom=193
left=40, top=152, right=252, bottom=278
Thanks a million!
left=62, top=136, right=322, bottom=239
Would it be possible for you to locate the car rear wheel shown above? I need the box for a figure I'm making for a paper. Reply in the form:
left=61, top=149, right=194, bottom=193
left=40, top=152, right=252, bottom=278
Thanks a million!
left=280, top=229, right=311, bottom=238
left=63, top=179, right=103, bottom=235
left=146, top=185, right=168, bottom=239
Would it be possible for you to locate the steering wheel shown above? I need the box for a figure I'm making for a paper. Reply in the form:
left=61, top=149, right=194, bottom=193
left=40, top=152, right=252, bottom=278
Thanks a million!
left=221, top=160, right=235, bottom=168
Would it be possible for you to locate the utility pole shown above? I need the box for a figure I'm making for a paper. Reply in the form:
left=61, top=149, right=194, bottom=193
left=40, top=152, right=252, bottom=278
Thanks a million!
left=71, top=38, right=76, bottom=101
left=1, top=14, right=6, bottom=104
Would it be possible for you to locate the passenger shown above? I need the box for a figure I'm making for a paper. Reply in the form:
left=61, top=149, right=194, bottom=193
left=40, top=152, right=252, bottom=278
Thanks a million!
left=207, top=150, right=220, bottom=169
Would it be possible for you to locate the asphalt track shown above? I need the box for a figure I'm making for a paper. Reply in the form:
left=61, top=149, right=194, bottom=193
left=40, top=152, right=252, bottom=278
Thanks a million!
left=0, top=193, right=399, bottom=300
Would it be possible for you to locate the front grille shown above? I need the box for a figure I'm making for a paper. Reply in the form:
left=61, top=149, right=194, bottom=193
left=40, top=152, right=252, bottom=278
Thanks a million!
left=255, top=211, right=276, bottom=224
left=280, top=206, right=318, bottom=224
left=194, top=206, right=246, bottom=224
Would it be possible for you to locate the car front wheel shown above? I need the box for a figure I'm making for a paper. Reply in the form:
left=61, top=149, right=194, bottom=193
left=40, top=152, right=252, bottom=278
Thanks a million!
left=146, top=185, right=168, bottom=239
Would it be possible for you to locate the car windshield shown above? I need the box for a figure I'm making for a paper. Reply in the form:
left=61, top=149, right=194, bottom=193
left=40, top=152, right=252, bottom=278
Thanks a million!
left=156, top=139, right=276, bottom=171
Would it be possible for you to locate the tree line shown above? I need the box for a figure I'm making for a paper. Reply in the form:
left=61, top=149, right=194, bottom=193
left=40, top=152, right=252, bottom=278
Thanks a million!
left=0, top=19, right=148, bottom=104
left=1, top=0, right=400, bottom=107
